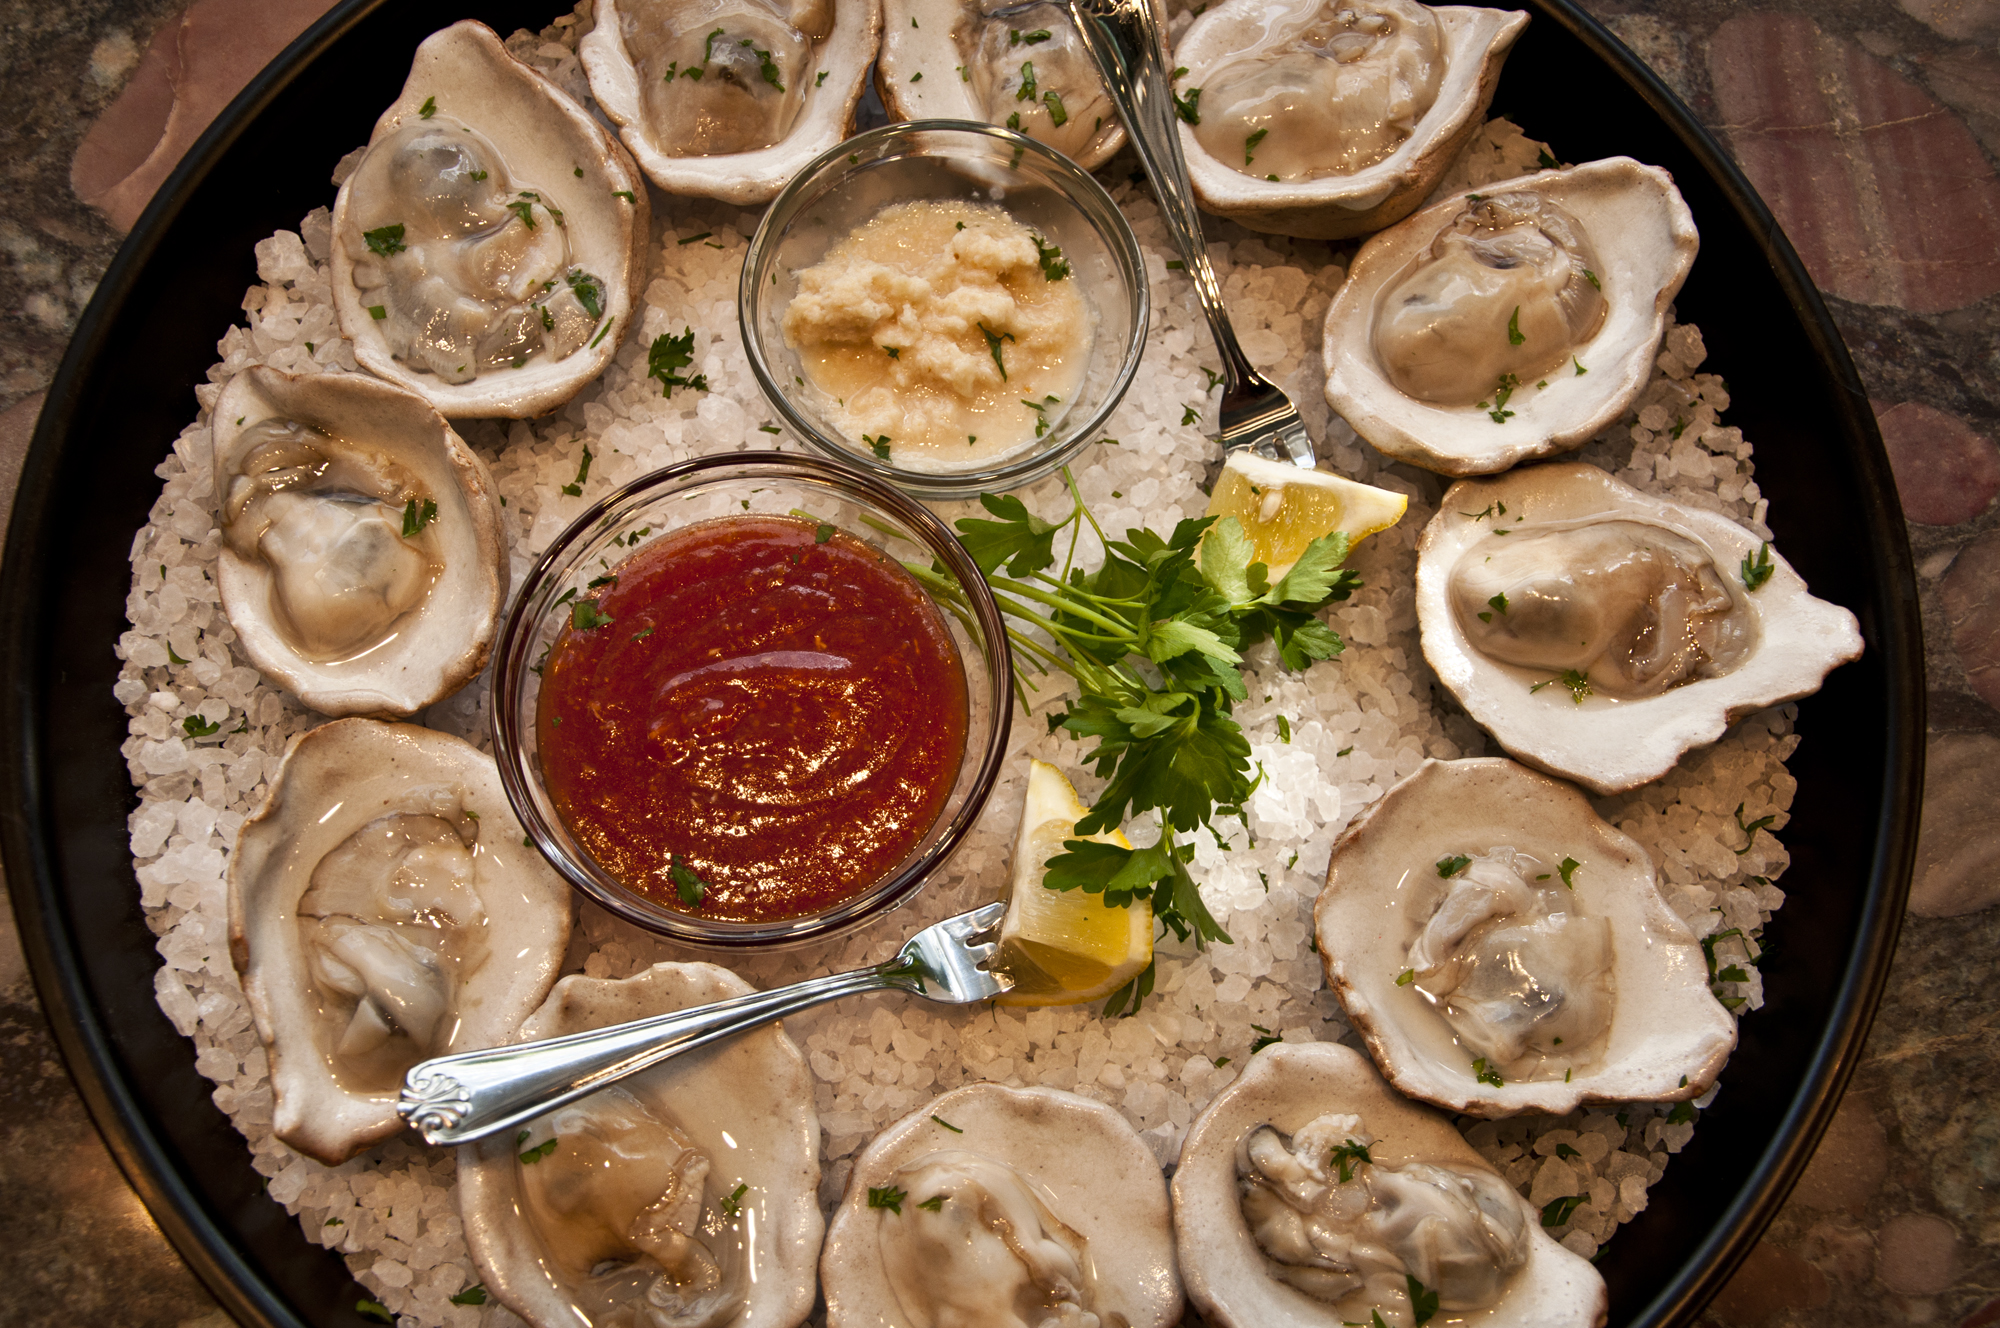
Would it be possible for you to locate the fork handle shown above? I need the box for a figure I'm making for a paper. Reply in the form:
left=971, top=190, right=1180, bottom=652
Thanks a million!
left=1065, top=0, right=1265, bottom=395
left=397, top=962, right=912, bottom=1146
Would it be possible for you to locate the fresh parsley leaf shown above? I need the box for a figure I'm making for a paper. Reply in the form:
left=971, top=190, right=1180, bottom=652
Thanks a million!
left=864, top=433, right=892, bottom=461
left=363, top=223, right=406, bottom=256
left=1395, top=968, right=1415, bottom=986
left=1556, top=1143, right=1581, bottom=1160
left=719, top=1182, right=748, bottom=1218
left=1407, top=1274, right=1440, bottom=1325
left=1328, top=1138, right=1373, bottom=1182
left=1436, top=854, right=1471, bottom=878
left=867, top=1185, right=907, bottom=1214
left=815, top=522, right=836, bottom=544
left=1033, top=234, right=1070, bottom=281
left=1539, top=148, right=1561, bottom=169
left=368, top=304, right=387, bottom=320
left=517, top=1136, right=558, bottom=1164
left=1741, top=541, right=1774, bottom=591
left=449, top=1285, right=488, bottom=1305
left=1249, top=1023, right=1280, bottom=1053
left=1471, top=1057, right=1504, bottom=1087
left=571, top=600, right=614, bottom=630
left=670, top=853, right=708, bottom=906
left=648, top=328, right=709, bottom=396
left=182, top=715, right=221, bottom=738
left=917, top=1193, right=945, bottom=1211
left=1276, top=714, right=1291, bottom=742
left=1043, top=89, right=1068, bottom=125
left=1530, top=669, right=1593, bottom=703
left=1558, top=856, right=1580, bottom=888
left=1734, top=802, right=1778, bottom=853
left=1244, top=126, right=1267, bottom=166
left=401, top=496, right=437, bottom=537
left=1667, top=1100, right=1698, bottom=1125
left=930, top=1114, right=963, bottom=1133
left=1540, top=1194, right=1586, bottom=1228
left=978, top=322, right=1015, bottom=380
left=417, top=95, right=436, bottom=118
left=1583, top=266, right=1601, bottom=289
left=1507, top=305, right=1525, bottom=345
left=566, top=269, right=605, bottom=320
left=357, top=1300, right=393, bottom=1324
left=505, top=197, right=537, bottom=229
left=953, top=492, right=1062, bottom=575
left=1017, top=60, right=1038, bottom=102
left=561, top=445, right=593, bottom=497
left=1173, top=85, right=1202, bottom=125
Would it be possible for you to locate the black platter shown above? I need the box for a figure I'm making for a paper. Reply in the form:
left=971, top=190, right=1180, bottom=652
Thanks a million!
left=0, top=2, right=1924, bottom=1325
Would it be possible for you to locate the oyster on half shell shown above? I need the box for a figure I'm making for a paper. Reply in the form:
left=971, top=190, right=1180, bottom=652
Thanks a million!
left=877, top=0, right=1150, bottom=171
left=1174, top=1041, right=1607, bottom=1328
left=1324, top=157, right=1698, bottom=475
left=1314, top=757, right=1737, bottom=1118
left=229, top=720, right=571, bottom=1165
left=821, top=1083, right=1181, bottom=1328
left=212, top=367, right=506, bottom=718
left=332, top=21, right=649, bottom=418
left=459, top=963, right=822, bottom=1328
left=1416, top=464, right=1863, bottom=793
left=581, top=0, right=883, bottom=205
left=1174, top=0, right=1528, bottom=239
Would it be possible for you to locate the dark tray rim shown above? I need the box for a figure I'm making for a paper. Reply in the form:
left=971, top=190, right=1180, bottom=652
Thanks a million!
left=0, top=2, right=1925, bottom=1326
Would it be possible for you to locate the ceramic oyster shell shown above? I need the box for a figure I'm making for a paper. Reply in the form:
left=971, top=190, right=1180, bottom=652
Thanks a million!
left=1174, top=1041, right=1607, bottom=1328
left=821, top=1083, right=1181, bottom=1328
left=877, top=0, right=1151, bottom=170
left=228, top=719, right=572, bottom=1165
left=211, top=367, right=506, bottom=718
left=459, top=962, right=822, bottom=1328
left=331, top=20, right=649, bottom=418
left=1417, top=464, right=1863, bottom=793
left=1323, top=157, right=1697, bottom=474
left=580, top=0, right=882, bottom=205
left=1174, top=0, right=1527, bottom=239
left=1314, top=757, right=1736, bottom=1117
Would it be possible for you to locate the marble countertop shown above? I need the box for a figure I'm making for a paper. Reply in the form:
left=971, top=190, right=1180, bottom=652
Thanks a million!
left=0, top=1, right=1993, bottom=1325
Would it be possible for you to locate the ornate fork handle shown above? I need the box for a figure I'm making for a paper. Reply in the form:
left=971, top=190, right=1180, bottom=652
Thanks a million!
left=398, top=962, right=919, bottom=1146
left=1064, top=0, right=1264, bottom=398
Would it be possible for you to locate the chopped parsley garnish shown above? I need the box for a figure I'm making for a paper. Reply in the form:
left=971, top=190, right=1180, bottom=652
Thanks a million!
left=978, top=322, right=1015, bottom=380
left=817, top=70, right=829, bottom=86
left=1200, top=366, right=1224, bottom=391
left=1173, top=85, right=1202, bottom=125
left=418, top=96, right=436, bottom=118
left=1017, top=61, right=1038, bottom=101
left=1276, top=714, right=1291, bottom=742
left=505, top=197, right=537, bottom=228
left=1716, top=964, right=1751, bottom=983
left=1733, top=802, right=1777, bottom=853
left=679, top=231, right=713, bottom=245
left=1583, top=267, right=1601, bottom=289
left=1574, top=355, right=1589, bottom=375
left=449, top=1284, right=488, bottom=1306
left=1667, top=1100, right=1698, bottom=1125
left=357, top=1300, right=393, bottom=1324
left=366, top=303, right=387, bottom=320
left=930, top=1114, right=964, bottom=1132
left=182, top=715, right=221, bottom=738
left=1396, top=968, right=1416, bottom=986
left=1249, top=1024, right=1281, bottom=1053
left=1556, top=1143, right=1581, bottom=1160
left=1671, top=416, right=1689, bottom=440
left=630, top=626, right=654, bottom=642
left=401, top=496, right=438, bottom=537
left=1740, top=542, right=1774, bottom=591
left=1012, top=27, right=1052, bottom=43
left=1540, top=1194, right=1586, bottom=1227
left=815, top=522, right=836, bottom=544
left=917, top=1194, right=945, bottom=1211
left=760, top=424, right=781, bottom=434
left=1407, top=1274, right=1440, bottom=1325
left=720, top=1182, right=749, bottom=1218
left=566, top=269, right=605, bottom=320
left=1328, top=1138, right=1373, bottom=1182
left=1007, top=111, right=1021, bottom=130
left=1436, top=854, right=1471, bottom=878
left=1477, top=591, right=1508, bottom=623
left=1529, top=669, right=1593, bottom=703
left=883, top=345, right=901, bottom=359
left=1181, top=403, right=1200, bottom=426
left=1244, top=127, right=1267, bottom=166
left=1033, top=234, right=1070, bottom=281
left=910, top=71, right=922, bottom=81
left=516, top=1131, right=558, bottom=1164
left=704, top=27, right=726, bottom=62
left=1471, top=1057, right=1504, bottom=1088
left=588, top=316, right=616, bottom=349
left=1539, top=149, right=1561, bottom=169
left=1486, top=372, right=1522, bottom=424
left=1558, top=856, right=1580, bottom=889
left=586, top=574, right=619, bottom=590
left=570, top=600, right=614, bottom=631
left=1337, top=746, right=1353, bottom=757
left=648, top=328, right=709, bottom=396
left=1507, top=306, right=1525, bottom=345
left=1043, top=89, right=1068, bottom=126
left=864, top=433, right=892, bottom=460
left=561, top=445, right=593, bottom=497
left=363, top=223, right=406, bottom=256
left=670, top=853, right=708, bottom=906
left=867, top=1184, right=908, bottom=1214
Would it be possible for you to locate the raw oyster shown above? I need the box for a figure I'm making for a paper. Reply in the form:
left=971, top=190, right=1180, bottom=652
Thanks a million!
left=228, top=720, right=571, bottom=1165
left=877, top=0, right=1146, bottom=171
left=581, top=0, right=882, bottom=204
left=1416, top=464, right=1864, bottom=792
left=821, top=1083, right=1181, bottom=1328
left=1175, top=1041, right=1606, bottom=1328
left=332, top=20, right=648, bottom=418
left=212, top=367, right=506, bottom=718
left=1324, top=157, right=1698, bottom=475
left=459, top=963, right=822, bottom=1328
left=1174, top=0, right=1528, bottom=238
left=1314, top=757, right=1737, bottom=1117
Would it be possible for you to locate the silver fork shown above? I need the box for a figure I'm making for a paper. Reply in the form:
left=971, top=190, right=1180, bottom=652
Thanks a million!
left=396, top=901, right=1009, bottom=1146
left=1059, top=0, right=1319, bottom=469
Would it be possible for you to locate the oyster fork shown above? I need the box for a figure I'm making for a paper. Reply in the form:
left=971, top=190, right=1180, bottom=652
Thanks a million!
left=1056, top=0, right=1319, bottom=469
left=397, top=901, right=1009, bottom=1146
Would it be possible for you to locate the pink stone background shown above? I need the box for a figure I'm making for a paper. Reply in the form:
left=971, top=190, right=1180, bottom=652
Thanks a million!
left=2, top=1, right=1998, bottom=1326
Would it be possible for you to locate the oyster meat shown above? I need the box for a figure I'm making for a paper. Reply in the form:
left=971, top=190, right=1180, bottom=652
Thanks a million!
left=1174, top=0, right=1528, bottom=239
left=229, top=720, right=571, bottom=1164
left=878, top=0, right=1142, bottom=171
left=1315, top=757, right=1737, bottom=1117
left=332, top=21, right=648, bottom=418
left=212, top=367, right=506, bottom=717
left=1175, top=1041, right=1606, bottom=1328
left=821, top=1083, right=1181, bottom=1328
left=459, top=962, right=823, bottom=1328
left=582, top=0, right=882, bottom=204
left=1416, top=464, right=1863, bottom=793
left=1324, top=158, right=1698, bottom=475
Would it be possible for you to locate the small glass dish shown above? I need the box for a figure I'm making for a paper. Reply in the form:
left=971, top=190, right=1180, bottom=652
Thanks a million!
left=740, top=120, right=1149, bottom=501
left=490, top=452, right=1012, bottom=949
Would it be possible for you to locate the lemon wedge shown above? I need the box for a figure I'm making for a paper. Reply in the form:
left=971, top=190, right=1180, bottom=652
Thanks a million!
left=1205, top=451, right=1409, bottom=576
left=994, top=760, right=1152, bottom=1007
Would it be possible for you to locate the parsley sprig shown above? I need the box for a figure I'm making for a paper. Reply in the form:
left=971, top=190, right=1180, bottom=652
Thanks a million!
left=904, top=472, right=1362, bottom=1009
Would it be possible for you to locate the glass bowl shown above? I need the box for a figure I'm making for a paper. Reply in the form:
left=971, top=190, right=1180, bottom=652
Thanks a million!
left=739, top=120, right=1149, bottom=501
left=490, top=452, right=1012, bottom=948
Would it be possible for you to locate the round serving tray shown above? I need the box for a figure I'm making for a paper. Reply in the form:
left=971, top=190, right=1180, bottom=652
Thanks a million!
left=0, top=3, right=1923, bottom=1325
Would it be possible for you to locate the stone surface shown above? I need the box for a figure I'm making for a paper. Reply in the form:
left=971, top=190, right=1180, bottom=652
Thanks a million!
left=1920, top=44, right=2000, bottom=162
left=1791, top=1094, right=1891, bottom=1210
left=1942, top=529, right=2000, bottom=712
left=1709, top=1240, right=1831, bottom=1322
left=1899, top=0, right=2000, bottom=43
left=1708, top=12, right=2000, bottom=314
left=1877, top=1213, right=1964, bottom=1294
left=1909, top=731, right=2000, bottom=917
left=1876, top=400, right=2000, bottom=526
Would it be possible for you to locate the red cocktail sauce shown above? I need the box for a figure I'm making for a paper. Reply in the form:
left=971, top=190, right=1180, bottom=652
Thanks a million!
left=534, top=515, right=968, bottom=923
